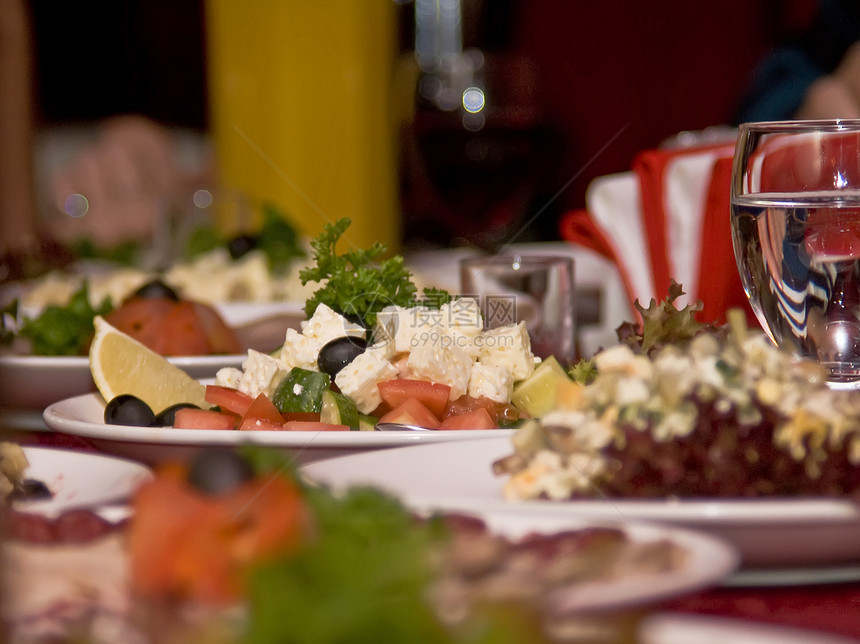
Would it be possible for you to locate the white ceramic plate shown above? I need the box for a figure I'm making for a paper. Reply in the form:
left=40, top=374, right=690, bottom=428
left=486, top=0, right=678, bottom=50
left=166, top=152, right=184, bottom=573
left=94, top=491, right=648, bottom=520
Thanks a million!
left=0, top=301, right=306, bottom=411
left=429, top=511, right=738, bottom=615
left=12, top=446, right=152, bottom=518
left=639, top=614, right=857, bottom=644
left=0, top=353, right=245, bottom=411
left=302, top=437, right=860, bottom=570
left=42, top=392, right=512, bottom=465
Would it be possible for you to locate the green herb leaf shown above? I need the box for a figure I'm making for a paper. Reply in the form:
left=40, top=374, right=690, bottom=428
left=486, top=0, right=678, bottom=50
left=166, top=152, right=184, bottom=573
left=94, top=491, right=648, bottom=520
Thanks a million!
left=300, top=218, right=419, bottom=328
left=569, top=358, right=598, bottom=385
left=18, top=282, right=113, bottom=355
left=617, top=280, right=708, bottom=355
left=419, top=287, right=454, bottom=308
left=257, top=202, right=305, bottom=273
left=0, top=299, right=19, bottom=347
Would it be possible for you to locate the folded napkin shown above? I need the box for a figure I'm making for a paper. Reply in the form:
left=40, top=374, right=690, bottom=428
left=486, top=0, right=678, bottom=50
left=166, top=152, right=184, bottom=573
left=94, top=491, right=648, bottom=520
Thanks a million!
left=560, top=139, right=755, bottom=325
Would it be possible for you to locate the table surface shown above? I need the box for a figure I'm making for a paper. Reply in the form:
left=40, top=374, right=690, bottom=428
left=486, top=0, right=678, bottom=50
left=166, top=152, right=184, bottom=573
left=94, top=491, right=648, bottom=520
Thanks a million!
left=4, top=423, right=860, bottom=643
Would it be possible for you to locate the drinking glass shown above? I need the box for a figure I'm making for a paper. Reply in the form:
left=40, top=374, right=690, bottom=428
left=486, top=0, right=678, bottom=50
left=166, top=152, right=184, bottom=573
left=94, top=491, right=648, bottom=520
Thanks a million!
left=460, top=254, right=575, bottom=365
left=731, top=120, right=860, bottom=384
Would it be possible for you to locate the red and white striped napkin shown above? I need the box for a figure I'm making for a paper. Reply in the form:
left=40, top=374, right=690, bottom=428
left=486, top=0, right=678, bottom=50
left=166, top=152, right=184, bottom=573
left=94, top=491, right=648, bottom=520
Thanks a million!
left=560, top=140, right=754, bottom=324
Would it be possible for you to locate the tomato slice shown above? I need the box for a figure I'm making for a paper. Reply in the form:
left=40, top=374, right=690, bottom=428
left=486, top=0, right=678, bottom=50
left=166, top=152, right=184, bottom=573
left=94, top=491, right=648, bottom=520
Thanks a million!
left=174, top=408, right=237, bottom=430
left=191, top=301, right=243, bottom=354
left=130, top=466, right=309, bottom=603
left=205, top=385, right=254, bottom=417
left=281, top=412, right=322, bottom=422
left=446, top=394, right=521, bottom=426
left=157, top=301, right=214, bottom=356
left=282, top=420, right=351, bottom=432
left=378, top=397, right=441, bottom=429
left=439, top=407, right=497, bottom=430
left=238, top=417, right=285, bottom=431
left=378, top=379, right=451, bottom=420
left=242, top=393, right=285, bottom=425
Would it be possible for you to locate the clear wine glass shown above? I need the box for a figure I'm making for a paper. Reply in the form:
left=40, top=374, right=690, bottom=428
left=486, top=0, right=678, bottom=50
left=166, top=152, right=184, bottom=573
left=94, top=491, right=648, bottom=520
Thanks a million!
left=731, top=119, right=860, bottom=385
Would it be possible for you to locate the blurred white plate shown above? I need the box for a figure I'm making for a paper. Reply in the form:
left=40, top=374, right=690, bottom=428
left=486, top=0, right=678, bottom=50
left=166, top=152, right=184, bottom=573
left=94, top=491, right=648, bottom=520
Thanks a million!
left=42, top=392, right=511, bottom=466
left=302, top=437, right=860, bottom=570
left=0, top=353, right=245, bottom=411
left=436, top=512, right=737, bottom=615
left=12, top=446, right=152, bottom=519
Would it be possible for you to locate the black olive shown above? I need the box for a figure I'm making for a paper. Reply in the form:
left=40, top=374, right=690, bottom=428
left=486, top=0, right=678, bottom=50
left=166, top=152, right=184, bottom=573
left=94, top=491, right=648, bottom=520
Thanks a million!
left=11, top=479, right=53, bottom=501
left=104, top=394, right=157, bottom=426
left=228, top=234, right=259, bottom=259
left=187, top=448, right=255, bottom=495
left=155, top=402, right=201, bottom=427
left=133, top=279, right=180, bottom=301
left=317, top=335, right=368, bottom=377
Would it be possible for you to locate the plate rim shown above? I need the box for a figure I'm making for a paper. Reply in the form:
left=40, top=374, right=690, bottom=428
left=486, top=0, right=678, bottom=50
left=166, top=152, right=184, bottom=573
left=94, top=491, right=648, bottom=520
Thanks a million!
left=301, top=436, right=860, bottom=526
left=42, top=392, right=515, bottom=448
left=13, top=445, right=153, bottom=517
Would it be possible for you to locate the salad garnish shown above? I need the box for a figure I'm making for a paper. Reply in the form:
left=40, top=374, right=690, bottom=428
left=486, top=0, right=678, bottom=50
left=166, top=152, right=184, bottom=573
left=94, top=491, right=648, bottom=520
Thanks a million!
left=184, top=201, right=305, bottom=273
left=14, top=282, right=112, bottom=356
left=299, top=218, right=450, bottom=328
left=615, top=280, right=712, bottom=355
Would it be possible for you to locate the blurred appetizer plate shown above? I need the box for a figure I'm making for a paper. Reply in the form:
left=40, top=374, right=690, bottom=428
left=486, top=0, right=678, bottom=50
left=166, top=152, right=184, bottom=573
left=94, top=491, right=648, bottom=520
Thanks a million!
left=42, top=392, right=512, bottom=466
left=0, top=354, right=245, bottom=411
left=302, top=437, right=860, bottom=571
left=13, top=446, right=153, bottom=519
left=0, top=301, right=304, bottom=411
left=428, top=512, right=738, bottom=615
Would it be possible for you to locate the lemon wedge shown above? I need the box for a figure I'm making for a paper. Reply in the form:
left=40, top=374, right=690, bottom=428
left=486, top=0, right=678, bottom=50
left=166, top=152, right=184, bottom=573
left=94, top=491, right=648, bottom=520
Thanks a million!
left=89, top=316, right=209, bottom=414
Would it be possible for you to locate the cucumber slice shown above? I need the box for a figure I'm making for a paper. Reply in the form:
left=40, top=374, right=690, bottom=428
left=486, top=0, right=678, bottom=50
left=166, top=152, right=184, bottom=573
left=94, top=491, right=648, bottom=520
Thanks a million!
left=272, top=367, right=331, bottom=414
left=511, top=356, right=570, bottom=417
left=357, top=413, right=378, bottom=432
left=320, top=390, right=360, bottom=428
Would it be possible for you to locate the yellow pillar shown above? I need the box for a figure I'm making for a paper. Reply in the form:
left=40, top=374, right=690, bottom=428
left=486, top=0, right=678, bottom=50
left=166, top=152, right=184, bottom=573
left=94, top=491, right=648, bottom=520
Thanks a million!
left=205, top=0, right=401, bottom=252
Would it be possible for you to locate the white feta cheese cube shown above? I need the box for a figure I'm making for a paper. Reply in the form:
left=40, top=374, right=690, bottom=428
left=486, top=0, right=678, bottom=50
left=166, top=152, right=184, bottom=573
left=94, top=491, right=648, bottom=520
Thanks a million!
left=376, top=305, right=444, bottom=353
left=303, top=303, right=365, bottom=346
left=440, top=298, right=483, bottom=337
left=478, top=322, right=535, bottom=381
left=468, top=362, right=513, bottom=403
left=238, top=349, right=289, bottom=398
left=279, top=328, right=322, bottom=371
left=215, top=367, right=243, bottom=390
left=407, top=343, right=473, bottom=400
left=440, top=298, right=484, bottom=358
left=335, top=350, right=399, bottom=414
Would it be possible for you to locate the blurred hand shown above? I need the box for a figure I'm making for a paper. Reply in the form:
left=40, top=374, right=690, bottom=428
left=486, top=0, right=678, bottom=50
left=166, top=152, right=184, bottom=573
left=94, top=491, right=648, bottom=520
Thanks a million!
left=47, top=115, right=188, bottom=247
left=796, top=42, right=860, bottom=120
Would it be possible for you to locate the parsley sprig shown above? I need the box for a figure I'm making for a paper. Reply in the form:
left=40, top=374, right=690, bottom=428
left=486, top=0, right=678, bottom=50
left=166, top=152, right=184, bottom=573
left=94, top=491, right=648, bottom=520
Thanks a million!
left=300, top=218, right=439, bottom=328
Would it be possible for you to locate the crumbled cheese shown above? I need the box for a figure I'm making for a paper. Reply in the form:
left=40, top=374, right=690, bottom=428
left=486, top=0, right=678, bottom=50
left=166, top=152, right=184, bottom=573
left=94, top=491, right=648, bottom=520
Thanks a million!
left=237, top=349, right=288, bottom=398
left=440, top=298, right=484, bottom=357
left=302, top=303, right=366, bottom=345
left=335, top=350, right=399, bottom=414
left=1, top=442, right=29, bottom=501
left=279, top=328, right=322, bottom=371
left=376, top=305, right=440, bottom=353
left=477, top=322, right=535, bottom=381
left=407, top=343, right=473, bottom=400
left=541, top=410, right=614, bottom=451
left=467, top=362, right=513, bottom=403
left=215, top=367, right=243, bottom=390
